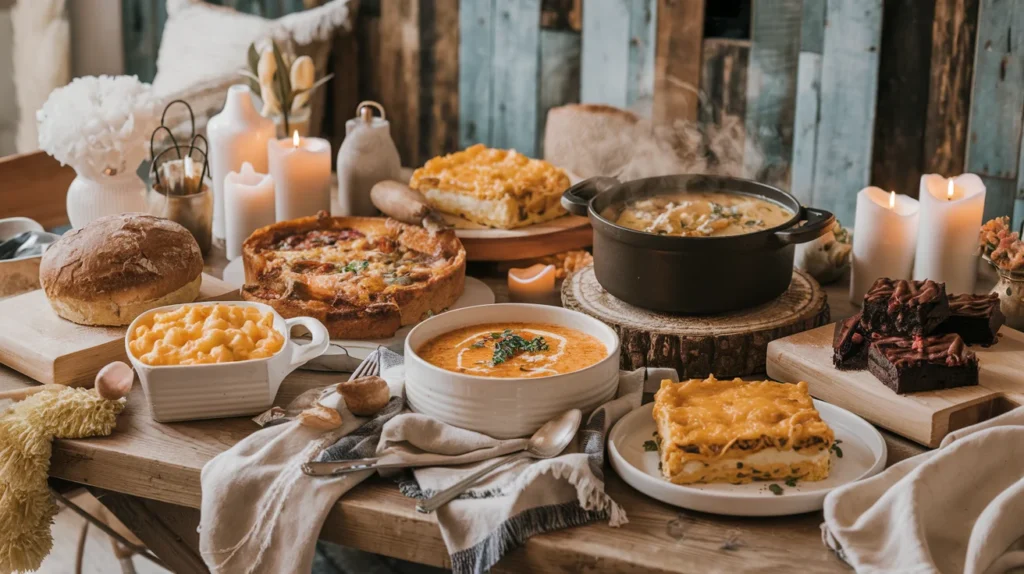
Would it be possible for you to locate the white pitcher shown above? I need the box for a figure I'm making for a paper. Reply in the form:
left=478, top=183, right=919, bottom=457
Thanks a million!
left=336, top=101, right=402, bottom=217
left=206, top=85, right=275, bottom=239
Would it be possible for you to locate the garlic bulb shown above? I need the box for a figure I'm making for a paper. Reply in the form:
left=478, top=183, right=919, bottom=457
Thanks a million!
left=257, top=49, right=280, bottom=116
left=289, top=55, right=315, bottom=112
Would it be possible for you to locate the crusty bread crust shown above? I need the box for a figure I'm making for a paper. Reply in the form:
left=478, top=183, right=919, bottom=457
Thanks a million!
left=241, top=213, right=466, bottom=339
left=40, top=213, right=203, bottom=325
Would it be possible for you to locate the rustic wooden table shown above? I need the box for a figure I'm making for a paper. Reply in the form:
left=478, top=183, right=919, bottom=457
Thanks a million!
left=0, top=245, right=928, bottom=574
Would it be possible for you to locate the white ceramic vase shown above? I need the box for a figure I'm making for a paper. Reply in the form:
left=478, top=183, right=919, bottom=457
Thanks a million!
left=336, top=103, right=402, bottom=217
left=207, top=85, right=276, bottom=239
left=66, top=165, right=147, bottom=228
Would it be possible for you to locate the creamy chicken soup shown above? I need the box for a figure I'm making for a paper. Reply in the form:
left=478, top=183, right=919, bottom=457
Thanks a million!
left=604, top=191, right=794, bottom=237
left=417, top=322, right=607, bottom=378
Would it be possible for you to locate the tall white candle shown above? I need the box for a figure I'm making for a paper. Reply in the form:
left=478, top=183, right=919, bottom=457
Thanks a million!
left=206, top=85, right=275, bottom=239
left=224, top=162, right=275, bottom=260
left=913, top=174, right=986, bottom=293
left=267, top=131, right=332, bottom=222
left=850, top=187, right=920, bottom=303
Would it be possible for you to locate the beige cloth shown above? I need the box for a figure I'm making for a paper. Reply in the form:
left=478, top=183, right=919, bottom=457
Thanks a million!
left=822, top=407, right=1024, bottom=574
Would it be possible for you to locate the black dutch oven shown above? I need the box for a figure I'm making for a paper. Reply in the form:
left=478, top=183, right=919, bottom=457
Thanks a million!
left=562, top=175, right=835, bottom=314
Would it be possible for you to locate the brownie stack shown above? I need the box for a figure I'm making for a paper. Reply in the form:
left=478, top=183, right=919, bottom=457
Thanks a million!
left=832, top=278, right=1004, bottom=394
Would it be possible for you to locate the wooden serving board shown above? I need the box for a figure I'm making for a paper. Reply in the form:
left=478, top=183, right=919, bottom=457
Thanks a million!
left=0, top=274, right=236, bottom=387
left=766, top=324, right=1024, bottom=448
left=451, top=215, right=593, bottom=261
left=563, top=266, right=830, bottom=378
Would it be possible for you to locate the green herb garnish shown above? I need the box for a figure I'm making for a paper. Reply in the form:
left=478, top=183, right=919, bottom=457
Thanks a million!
left=830, top=439, right=844, bottom=458
left=768, top=484, right=784, bottom=496
left=490, top=331, right=549, bottom=365
left=342, top=260, right=369, bottom=273
left=471, top=340, right=486, bottom=349
left=785, top=477, right=799, bottom=488
left=643, top=440, right=658, bottom=452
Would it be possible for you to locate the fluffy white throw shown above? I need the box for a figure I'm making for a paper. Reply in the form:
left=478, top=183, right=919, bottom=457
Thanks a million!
left=822, top=407, right=1024, bottom=574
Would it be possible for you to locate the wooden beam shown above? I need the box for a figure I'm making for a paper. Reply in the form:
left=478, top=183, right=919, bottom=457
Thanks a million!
left=811, top=0, right=883, bottom=224
left=699, top=38, right=750, bottom=128
left=744, top=0, right=802, bottom=187
left=653, top=0, right=704, bottom=123
left=966, top=0, right=1024, bottom=221
left=378, top=1, right=422, bottom=166
left=0, top=151, right=75, bottom=228
left=419, top=0, right=461, bottom=160
left=458, top=0, right=496, bottom=147
left=491, top=0, right=543, bottom=156
left=870, top=0, right=935, bottom=198
left=924, top=0, right=980, bottom=178
left=790, top=0, right=826, bottom=206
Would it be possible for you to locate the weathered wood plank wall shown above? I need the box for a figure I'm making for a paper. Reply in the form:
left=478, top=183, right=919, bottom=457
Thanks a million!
left=121, top=0, right=1023, bottom=225
left=966, top=0, right=1024, bottom=223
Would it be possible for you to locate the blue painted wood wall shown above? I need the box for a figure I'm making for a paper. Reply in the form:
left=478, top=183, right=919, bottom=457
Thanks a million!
left=123, top=0, right=1023, bottom=226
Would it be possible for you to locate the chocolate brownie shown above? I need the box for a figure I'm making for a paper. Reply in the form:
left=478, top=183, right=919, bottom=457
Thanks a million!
left=861, top=278, right=949, bottom=336
left=936, top=293, right=1005, bottom=346
left=867, top=333, right=979, bottom=394
left=833, top=313, right=869, bottom=370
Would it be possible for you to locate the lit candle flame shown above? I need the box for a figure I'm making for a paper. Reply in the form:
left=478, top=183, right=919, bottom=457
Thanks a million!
left=889, top=191, right=895, bottom=209
left=947, top=178, right=954, bottom=200
left=292, top=130, right=300, bottom=148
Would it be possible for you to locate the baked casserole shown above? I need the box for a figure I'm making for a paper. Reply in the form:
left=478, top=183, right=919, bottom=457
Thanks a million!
left=408, top=144, right=570, bottom=229
left=653, top=376, right=834, bottom=485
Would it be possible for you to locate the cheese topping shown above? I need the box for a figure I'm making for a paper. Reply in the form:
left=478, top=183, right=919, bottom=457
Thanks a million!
left=654, top=376, right=834, bottom=462
left=410, top=144, right=570, bottom=202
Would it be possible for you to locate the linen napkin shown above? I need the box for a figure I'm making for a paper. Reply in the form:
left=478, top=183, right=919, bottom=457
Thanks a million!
left=313, top=349, right=677, bottom=574
left=198, top=349, right=405, bottom=574
left=821, top=407, right=1024, bottom=574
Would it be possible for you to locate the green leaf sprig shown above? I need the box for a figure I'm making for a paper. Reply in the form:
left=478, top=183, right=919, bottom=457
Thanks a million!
left=489, top=329, right=549, bottom=365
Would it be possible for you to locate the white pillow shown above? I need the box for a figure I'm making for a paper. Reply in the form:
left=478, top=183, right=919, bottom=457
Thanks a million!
left=151, top=0, right=353, bottom=98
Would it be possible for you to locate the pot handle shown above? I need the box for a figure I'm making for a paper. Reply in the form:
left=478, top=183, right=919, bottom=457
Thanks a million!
left=773, top=206, right=836, bottom=245
left=561, top=177, right=618, bottom=217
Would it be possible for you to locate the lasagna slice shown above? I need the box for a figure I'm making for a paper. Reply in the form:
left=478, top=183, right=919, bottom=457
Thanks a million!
left=409, top=144, right=570, bottom=229
left=653, top=376, right=834, bottom=485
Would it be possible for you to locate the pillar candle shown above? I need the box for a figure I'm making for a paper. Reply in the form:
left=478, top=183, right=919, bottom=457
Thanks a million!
left=223, top=162, right=275, bottom=260
left=267, top=131, right=332, bottom=222
left=913, top=174, right=986, bottom=293
left=850, top=187, right=920, bottom=303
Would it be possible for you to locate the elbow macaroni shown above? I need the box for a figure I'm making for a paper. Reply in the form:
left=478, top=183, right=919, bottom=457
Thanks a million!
left=129, top=304, right=285, bottom=366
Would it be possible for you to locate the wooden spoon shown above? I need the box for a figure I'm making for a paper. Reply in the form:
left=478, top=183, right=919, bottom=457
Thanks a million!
left=370, top=180, right=448, bottom=232
left=95, top=361, right=134, bottom=400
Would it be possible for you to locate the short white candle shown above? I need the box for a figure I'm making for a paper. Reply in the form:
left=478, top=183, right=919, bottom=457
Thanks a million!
left=850, top=187, right=920, bottom=303
left=224, top=162, right=276, bottom=260
left=913, top=174, right=986, bottom=293
left=267, top=131, right=332, bottom=222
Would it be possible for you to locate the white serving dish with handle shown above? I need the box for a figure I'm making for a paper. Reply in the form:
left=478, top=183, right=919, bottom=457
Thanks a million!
left=404, top=303, right=620, bottom=439
left=125, top=301, right=330, bottom=422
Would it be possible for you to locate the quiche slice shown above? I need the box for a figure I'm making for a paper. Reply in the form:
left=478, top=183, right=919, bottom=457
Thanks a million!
left=653, top=376, right=834, bottom=485
left=409, top=144, right=570, bottom=229
left=241, top=212, right=466, bottom=339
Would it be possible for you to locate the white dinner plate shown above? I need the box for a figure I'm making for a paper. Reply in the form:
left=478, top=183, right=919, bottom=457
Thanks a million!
left=221, top=259, right=495, bottom=372
left=608, top=400, right=887, bottom=516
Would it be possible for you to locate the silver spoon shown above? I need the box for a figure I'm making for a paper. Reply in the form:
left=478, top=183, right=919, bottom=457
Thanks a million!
left=415, top=409, right=582, bottom=514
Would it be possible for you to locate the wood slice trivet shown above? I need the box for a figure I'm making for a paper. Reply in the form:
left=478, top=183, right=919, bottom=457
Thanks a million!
left=562, top=266, right=829, bottom=378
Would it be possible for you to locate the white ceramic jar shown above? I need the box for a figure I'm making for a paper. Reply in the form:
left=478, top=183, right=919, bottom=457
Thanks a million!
left=206, top=85, right=276, bottom=239
left=336, top=101, right=401, bottom=216
left=404, top=304, right=621, bottom=439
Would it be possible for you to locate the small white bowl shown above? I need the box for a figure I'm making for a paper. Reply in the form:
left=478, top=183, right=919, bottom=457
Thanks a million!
left=404, top=303, right=620, bottom=438
left=125, top=301, right=330, bottom=422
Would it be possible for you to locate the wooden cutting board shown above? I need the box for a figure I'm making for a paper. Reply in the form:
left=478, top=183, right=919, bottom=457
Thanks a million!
left=0, top=274, right=236, bottom=387
left=563, top=266, right=830, bottom=378
left=766, top=324, right=1024, bottom=448
left=450, top=215, right=593, bottom=261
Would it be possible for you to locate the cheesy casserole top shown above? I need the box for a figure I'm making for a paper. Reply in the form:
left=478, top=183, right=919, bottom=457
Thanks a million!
left=653, top=376, right=834, bottom=461
left=409, top=144, right=570, bottom=202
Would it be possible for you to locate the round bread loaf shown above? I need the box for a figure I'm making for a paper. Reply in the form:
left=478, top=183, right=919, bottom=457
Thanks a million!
left=40, top=213, right=203, bottom=326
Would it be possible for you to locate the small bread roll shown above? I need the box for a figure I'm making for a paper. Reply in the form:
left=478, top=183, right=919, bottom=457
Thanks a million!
left=337, top=376, right=390, bottom=416
left=297, top=405, right=343, bottom=430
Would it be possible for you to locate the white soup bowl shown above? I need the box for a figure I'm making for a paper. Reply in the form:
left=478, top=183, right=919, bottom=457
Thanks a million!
left=125, top=301, right=330, bottom=422
left=404, top=303, right=620, bottom=438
